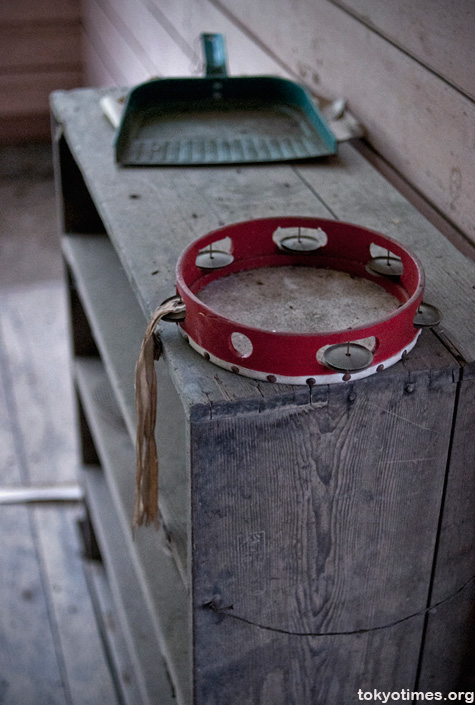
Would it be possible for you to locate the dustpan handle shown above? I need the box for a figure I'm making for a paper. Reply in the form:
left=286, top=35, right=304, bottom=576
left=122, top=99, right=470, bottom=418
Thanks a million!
left=201, top=33, right=228, bottom=77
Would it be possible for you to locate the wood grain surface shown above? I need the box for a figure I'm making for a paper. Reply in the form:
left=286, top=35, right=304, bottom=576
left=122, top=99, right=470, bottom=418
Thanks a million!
left=417, top=376, right=475, bottom=691
left=327, top=0, right=475, bottom=99
left=190, top=362, right=458, bottom=701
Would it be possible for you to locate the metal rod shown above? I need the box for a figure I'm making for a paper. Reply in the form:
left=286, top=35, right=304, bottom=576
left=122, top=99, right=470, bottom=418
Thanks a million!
left=0, top=485, right=84, bottom=505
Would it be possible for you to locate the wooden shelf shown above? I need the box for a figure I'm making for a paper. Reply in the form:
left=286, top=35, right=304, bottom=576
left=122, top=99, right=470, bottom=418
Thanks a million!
left=76, top=357, right=191, bottom=705
left=62, top=233, right=143, bottom=439
left=63, top=233, right=189, bottom=581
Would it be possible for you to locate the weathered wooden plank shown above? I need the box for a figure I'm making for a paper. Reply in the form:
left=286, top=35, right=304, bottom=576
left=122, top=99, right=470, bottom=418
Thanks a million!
left=32, top=505, right=122, bottom=705
left=204, top=0, right=475, bottom=244
left=329, top=0, right=475, bottom=100
left=81, top=28, right=117, bottom=88
left=62, top=234, right=145, bottom=439
left=417, top=376, right=475, bottom=691
left=82, top=465, right=180, bottom=705
left=139, top=0, right=292, bottom=79
left=0, top=114, right=52, bottom=142
left=0, top=0, right=80, bottom=23
left=82, top=559, right=147, bottom=705
left=191, top=363, right=458, bottom=701
left=0, top=72, right=83, bottom=115
left=0, top=24, right=81, bottom=71
left=82, top=0, right=154, bottom=87
left=75, top=358, right=191, bottom=703
left=0, top=284, right=78, bottom=486
left=0, top=506, right=68, bottom=705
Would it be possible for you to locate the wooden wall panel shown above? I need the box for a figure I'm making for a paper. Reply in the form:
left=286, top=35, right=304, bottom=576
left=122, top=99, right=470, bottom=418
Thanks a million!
left=81, top=0, right=153, bottom=86
left=203, top=0, right=475, bottom=244
left=80, top=0, right=475, bottom=246
left=329, top=0, right=475, bottom=100
left=99, top=0, right=195, bottom=77
left=81, top=0, right=287, bottom=89
left=0, top=0, right=80, bottom=23
left=150, top=0, right=293, bottom=78
left=81, top=0, right=201, bottom=86
left=84, top=0, right=298, bottom=86
left=0, top=0, right=83, bottom=142
left=0, top=73, right=83, bottom=116
left=81, top=30, right=117, bottom=88
left=0, top=25, right=81, bottom=71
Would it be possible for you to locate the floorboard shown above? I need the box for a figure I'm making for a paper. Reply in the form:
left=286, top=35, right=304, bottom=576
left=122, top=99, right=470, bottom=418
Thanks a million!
left=0, top=144, right=139, bottom=705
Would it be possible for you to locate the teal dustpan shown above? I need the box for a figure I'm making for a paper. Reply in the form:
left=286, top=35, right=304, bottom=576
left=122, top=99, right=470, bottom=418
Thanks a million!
left=115, top=33, right=337, bottom=166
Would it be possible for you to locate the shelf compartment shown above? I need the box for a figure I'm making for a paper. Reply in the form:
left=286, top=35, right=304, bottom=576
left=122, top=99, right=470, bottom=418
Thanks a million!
left=63, top=233, right=189, bottom=581
left=75, top=357, right=192, bottom=705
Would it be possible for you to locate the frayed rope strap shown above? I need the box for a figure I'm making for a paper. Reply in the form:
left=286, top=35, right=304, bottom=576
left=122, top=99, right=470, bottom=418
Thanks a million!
left=134, top=296, right=186, bottom=529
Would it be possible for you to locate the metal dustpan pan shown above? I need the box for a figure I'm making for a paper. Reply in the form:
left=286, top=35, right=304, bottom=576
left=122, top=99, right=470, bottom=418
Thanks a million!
left=115, top=33, right=337, bottom=166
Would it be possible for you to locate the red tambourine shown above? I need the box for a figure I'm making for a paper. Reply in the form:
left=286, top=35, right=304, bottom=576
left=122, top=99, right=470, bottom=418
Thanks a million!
left=174, top=217, right=437, bottom=385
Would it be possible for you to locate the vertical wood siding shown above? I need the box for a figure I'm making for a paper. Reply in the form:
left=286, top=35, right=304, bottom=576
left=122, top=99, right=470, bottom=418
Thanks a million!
left=326, top=0, right=475, bottom=100
left=81, top=0, right=475, bottom=247
left=0, top=0, right=83, bottom=142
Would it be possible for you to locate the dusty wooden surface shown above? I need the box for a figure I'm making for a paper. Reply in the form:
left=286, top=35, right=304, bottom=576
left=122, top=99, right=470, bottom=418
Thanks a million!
left=51, top=88, right=475, bottom=380
left=191, top=353, right=458, bottom=702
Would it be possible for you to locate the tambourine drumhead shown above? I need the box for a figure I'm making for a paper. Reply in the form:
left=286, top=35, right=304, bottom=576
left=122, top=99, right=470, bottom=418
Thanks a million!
left=176, top=217, right=425, bottom=385
left=197, top=266, right=399, bottom=333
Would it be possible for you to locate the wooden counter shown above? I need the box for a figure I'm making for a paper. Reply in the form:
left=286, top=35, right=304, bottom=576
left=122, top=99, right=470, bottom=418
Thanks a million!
left=51, top=86, right=475, bottom=704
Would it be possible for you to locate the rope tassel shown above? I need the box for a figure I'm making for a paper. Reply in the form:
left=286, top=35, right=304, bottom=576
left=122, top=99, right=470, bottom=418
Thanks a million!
left=133, top=296, right=186, bottom=530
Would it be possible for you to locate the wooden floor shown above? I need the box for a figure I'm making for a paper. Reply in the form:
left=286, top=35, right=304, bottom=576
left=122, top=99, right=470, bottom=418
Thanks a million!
left=0, top=145, right=143, bottom=705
